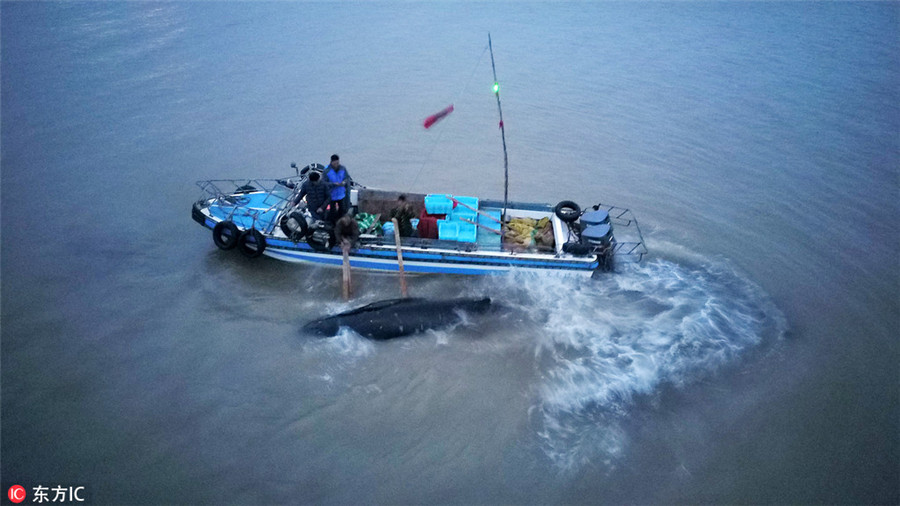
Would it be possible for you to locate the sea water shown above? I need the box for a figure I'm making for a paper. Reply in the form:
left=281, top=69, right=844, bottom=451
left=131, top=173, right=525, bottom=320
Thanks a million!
left=2, top=2, right=897, bottom=504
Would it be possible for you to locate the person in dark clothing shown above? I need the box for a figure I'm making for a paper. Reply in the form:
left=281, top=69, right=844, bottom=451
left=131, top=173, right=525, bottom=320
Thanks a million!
left=334, top=212, right=360, bottom=249
left=388, top=194, right=416, bottom=237
left=323, top=154, right=352, bottom=222
left=293, top=171, right=330, bottom=221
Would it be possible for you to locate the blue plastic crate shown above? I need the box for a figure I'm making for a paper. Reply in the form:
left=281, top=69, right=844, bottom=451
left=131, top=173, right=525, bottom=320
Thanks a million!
left=457, top=222, right=477, bottom=243
left=425, top=194, right=454, bottom=215
left=450, top=195, right=479, bottom=221
left=476, top=209, right=503, bottom=249
left=438, top=220, right=459, bottom=241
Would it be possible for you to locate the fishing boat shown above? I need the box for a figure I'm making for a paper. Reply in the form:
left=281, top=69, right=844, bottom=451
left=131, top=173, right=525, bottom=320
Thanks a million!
left=190, top=36, right=646, bottom=276
left=191, top=175, right=645, bottom=275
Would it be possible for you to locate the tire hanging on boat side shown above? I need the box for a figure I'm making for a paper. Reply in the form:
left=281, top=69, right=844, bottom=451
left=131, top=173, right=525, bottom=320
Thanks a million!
left=554, top=200, right=581, bottom=223
left=212, top=221, right=240, bottom=250
left=237, top=229, right=266, bottom=258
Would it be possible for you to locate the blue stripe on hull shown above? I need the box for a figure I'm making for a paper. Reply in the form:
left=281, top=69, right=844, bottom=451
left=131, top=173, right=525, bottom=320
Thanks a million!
left=199, top=216, right=597, bottom=275
left=263, top=245, right=596, bottom=275
left=266, top=249, right=514, bottom=275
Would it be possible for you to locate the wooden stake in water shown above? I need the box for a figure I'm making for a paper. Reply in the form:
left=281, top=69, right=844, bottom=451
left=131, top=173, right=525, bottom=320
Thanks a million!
left=391, top=218, right=409, bottom=298
left=341, top=242, right=352, bottom=301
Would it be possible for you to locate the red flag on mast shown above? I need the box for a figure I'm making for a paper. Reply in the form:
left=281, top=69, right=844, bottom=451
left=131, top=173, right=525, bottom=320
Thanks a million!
left=423, top=104, right=454, bottom=129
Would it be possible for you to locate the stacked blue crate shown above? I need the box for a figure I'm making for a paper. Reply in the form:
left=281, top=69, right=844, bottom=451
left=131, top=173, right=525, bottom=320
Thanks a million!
left=451, top=196, right=479, bottom=243
left=430, top=194, right=480, bottom=243
left=424, top=194, right=454, bottom=215
left=476, top=209, right=502, bottom=249
left=457, top=222, right=477, bottom=243
left=438, top=220, right=458, bottom=241
left=449, top=196, right=479, bottom=221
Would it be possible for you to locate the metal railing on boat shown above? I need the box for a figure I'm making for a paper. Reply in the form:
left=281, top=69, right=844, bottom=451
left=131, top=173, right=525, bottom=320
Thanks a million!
left=196, top=178, right=294, bottom=234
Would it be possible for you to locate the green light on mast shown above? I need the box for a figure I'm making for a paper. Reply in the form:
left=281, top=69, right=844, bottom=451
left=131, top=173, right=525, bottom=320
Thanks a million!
left=493, top=82, right=500, bottom=94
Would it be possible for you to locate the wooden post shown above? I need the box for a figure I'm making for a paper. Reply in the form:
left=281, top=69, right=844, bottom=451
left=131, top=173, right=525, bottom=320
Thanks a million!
left=391, top=218, right=408, bottom=298
left=341, top=242, right=352, bottom=301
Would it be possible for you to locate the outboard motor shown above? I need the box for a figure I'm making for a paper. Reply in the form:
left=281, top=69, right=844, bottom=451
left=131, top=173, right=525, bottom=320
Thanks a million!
left=579, top=209, right=614, bottom=272
left=582, top=222, right=614, bottom=272
left=579, top=209, right=614, bottom=248
left=581, top=222, right=612, bottom=247
left=580, top=211, right=615, bottom=273
left=307, top=221, right=335, bottom=252
left=556, top=201, right=615, bottom=271
left=580, top=209, right=610, bottom=227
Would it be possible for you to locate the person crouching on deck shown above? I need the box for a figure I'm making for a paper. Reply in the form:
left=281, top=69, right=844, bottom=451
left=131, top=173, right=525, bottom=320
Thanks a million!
left=324, top=154, right=352, bottom=223
left=335, top=212, right=360, bottom=249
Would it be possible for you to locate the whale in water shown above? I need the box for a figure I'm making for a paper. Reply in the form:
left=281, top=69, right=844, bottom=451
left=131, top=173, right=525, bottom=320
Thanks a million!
left=302, top=297, right=493, bottom=340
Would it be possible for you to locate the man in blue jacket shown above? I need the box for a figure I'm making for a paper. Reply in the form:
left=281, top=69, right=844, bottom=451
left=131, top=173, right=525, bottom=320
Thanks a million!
left=323, top=154, right=352, bottom=222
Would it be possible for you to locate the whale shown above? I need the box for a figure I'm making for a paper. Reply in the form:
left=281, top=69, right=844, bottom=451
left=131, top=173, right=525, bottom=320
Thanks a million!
left=302, top=297, right=493, bottom=340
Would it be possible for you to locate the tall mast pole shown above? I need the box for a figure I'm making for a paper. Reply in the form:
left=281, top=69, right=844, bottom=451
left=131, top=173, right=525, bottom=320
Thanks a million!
left=488, top=33, right=509, bottom=222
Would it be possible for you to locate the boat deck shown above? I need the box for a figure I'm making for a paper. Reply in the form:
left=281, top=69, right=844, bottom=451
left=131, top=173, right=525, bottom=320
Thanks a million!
left=205, top=189, right=287, bottom=232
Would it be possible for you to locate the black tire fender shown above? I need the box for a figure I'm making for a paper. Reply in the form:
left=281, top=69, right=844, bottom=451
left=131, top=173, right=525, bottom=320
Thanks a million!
left=237, top=229, right=266, bottom=258
left=212, top=221, right=239, bottom=250
left=279, top=212, right=309, bottom=242
left=301, top=163, right=326, bottom=176
left=554, top=200, right=581, bottom=223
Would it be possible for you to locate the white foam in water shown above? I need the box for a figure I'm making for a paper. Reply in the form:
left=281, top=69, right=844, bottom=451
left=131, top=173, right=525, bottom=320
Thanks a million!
left=492, top=258, right=786, bottom=470
left=299, top=325, right=376, bottom=387
left=326, top=327, right=377, bottom=358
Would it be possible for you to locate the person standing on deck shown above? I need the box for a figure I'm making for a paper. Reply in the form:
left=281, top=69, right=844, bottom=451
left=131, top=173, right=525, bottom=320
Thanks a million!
left=292, top=170, right=330, bottom=221
left=388, top=194, right=416, bottom=237
left=324, top=154, right=352, bottom=223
